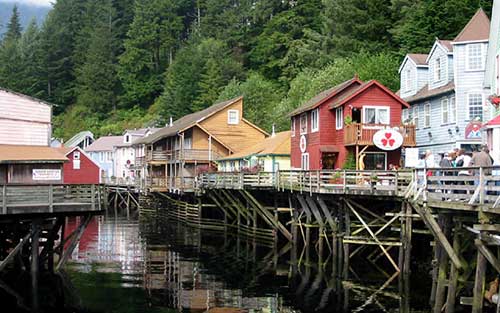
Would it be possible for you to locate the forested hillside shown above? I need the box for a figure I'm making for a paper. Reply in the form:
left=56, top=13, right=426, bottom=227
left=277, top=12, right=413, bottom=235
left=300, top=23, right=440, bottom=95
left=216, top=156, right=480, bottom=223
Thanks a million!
left=0, top=0, right=493, bottom=139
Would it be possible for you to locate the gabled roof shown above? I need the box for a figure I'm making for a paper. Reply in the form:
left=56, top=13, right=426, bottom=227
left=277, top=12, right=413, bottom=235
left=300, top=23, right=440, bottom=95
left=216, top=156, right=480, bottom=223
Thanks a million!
left=288, top=77, right=362, bottom=117
left=453, top=8, right=490, bottom=43
left=124, top=127, right=160, bottom=137
left=399, top=54, right=429, bottom=73
left=0, top=145, right=67, bottom=164
left=218, top=131, right=291, bottom=161
left=426, top=39, right=453, bottom=63
left=483, top=115, right=500, bottom=128
left=401, top=81, right=455, bottom=103
left=135, top=96, right=247, bottom=145
left=58, top=146, right=101, bottom=169
left=329, top=80, right=410, bottom=109
left=0, top=87, right=55, bottom=108
left=85, top=136, right=123, bottom=152
left=64, top=131, right=94, bottom=147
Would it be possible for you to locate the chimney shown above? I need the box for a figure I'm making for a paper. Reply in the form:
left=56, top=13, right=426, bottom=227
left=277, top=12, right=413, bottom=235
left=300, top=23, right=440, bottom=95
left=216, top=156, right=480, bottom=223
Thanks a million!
left=169, top=117, right=173, bottom=127
left=271, top=124, right=276, bottom=137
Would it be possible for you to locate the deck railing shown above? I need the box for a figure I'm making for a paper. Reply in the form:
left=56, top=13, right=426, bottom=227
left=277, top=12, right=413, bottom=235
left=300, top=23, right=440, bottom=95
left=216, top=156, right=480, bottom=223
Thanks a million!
left=198, top=172, right=276, bottom=189
left=0, top=184, right=102, bottom=215
left=146, top=149, right=223, bottom=162
left=344, top=123, right=416, bottom=146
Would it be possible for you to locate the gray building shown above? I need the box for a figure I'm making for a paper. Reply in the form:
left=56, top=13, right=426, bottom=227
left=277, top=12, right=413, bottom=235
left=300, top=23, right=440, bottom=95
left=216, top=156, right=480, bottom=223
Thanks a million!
left=400, top=9, right=493, bottom=155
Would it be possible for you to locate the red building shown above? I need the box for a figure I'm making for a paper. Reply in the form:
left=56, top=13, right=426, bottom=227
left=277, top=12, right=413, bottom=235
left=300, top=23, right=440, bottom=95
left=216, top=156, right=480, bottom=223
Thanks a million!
left=60, top=147, right=101, bottom=184
left=289, top=77, right=416, bottom=170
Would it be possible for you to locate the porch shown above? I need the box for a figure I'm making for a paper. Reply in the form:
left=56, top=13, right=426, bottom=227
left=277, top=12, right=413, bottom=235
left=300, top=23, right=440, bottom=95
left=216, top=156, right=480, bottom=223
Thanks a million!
left=145, top=149, right=223, bottom=163
left=344, top=123, right=416, bottom=146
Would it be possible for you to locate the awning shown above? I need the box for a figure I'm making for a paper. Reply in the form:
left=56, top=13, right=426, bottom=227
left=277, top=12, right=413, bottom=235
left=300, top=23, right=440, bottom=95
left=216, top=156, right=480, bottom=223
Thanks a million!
left=319, top=145, right=340, bottom=153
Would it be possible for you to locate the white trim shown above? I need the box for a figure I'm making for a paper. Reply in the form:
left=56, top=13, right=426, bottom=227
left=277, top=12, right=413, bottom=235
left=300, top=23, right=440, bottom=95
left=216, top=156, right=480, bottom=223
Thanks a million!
left=466, top=92, right=485, bottom=121
left=299, top=113, right=308, bottom=135
left=424, top=102, right=431, bottom=128
left=450, top=96, right=457, bottom=124
left=227, top=109, right=239, bottom=125
left=441, top=97, right=449, bottom=125
left=465, top=43, right=486, bottom=72
left=362, top=105, right=390, bottom=125
left=63, top=146, right=102, bottom=170
left=301, top=153, right=310, bottom=170
left=335, top=107, right=343, bottom=130
left=451, top=39, right=489, bottom=45
left=311, top=108, right=319, bottom=133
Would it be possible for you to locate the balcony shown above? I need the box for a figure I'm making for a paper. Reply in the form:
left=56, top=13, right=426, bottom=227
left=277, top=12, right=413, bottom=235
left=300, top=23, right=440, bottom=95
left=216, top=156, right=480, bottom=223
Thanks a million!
left=344, top=123, right=416, bottom=147
left=146, top=149, right=223, bottom=163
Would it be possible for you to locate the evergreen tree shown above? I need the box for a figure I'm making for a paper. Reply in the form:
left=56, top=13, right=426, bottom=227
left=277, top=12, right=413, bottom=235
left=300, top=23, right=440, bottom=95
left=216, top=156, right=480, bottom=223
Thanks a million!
left=17, top=19, right=45, bottom=96
left=0, top=6, right=23, bottom=90
left=4, top=5, right=22, bottom=42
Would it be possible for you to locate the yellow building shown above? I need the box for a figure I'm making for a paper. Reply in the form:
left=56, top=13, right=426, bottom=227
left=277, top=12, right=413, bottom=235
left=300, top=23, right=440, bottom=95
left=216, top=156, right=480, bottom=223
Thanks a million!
left=217, top=131, right=291, bottom=173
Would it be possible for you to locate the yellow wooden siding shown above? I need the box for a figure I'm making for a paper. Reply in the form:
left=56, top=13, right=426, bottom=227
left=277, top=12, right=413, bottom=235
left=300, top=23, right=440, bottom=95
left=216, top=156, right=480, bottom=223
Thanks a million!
left=191, top=126, right=230, bottom=157
left=199, top=98, right=266, bottom=153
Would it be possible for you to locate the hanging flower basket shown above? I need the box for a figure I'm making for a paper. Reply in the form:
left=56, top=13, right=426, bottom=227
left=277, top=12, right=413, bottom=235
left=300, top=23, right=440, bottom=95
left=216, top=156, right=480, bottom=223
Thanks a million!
left=488, top=94, right=500, bottom=108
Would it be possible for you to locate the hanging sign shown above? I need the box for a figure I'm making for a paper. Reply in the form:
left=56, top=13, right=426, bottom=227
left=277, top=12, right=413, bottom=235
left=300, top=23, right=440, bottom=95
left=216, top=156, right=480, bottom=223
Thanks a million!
left=299, top=135, right=307, bottom=153
left=32, top=169, right=61, bottom=181
left=373, top=129, right=403, bottom=151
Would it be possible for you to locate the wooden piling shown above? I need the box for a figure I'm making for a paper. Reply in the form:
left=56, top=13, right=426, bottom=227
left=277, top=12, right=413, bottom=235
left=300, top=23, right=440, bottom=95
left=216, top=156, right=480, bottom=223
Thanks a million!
left=433, top=214, right=451, bottom=313
left=445, top=220, right=461, bottom=313
left=31, top=221, right=40, bottom=313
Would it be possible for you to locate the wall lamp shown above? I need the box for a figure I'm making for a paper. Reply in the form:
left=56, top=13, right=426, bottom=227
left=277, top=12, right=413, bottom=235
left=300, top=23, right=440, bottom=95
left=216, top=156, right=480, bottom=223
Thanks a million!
left=448, top=128, right=453, bottom=135
left=455, top=125, right=460, bottom=133
left=428, top=131, right=433, bottom=139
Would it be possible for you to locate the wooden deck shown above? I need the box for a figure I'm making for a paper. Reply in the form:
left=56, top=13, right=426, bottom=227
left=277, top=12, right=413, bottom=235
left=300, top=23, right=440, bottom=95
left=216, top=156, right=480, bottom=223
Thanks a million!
left=0, top=184, right=103, bottom=216
left=344, top=123, right=416, bottom=146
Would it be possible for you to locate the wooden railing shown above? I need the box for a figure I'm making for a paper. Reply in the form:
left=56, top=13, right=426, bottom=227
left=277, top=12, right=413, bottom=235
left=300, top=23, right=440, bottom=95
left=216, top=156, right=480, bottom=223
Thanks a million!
left=146, top=149, right=223, bottom=162
left=198, top=172, right=276, bottom=189
left=344, top=123, right=416, bottom=146
left=0, top=184, right=102, bottom=215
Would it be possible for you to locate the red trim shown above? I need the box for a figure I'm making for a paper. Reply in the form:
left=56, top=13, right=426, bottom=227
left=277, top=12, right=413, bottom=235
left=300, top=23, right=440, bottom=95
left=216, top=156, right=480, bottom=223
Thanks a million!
left=334, top=80, right=410, bottom=109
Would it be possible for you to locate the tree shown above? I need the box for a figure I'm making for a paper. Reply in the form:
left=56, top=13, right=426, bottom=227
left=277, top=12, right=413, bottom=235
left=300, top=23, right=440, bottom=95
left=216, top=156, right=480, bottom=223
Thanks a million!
left=0, top=6, right=23, bottom=90
left=217, top=72, right=284, bottom=132
left=17, top=19, right=45, bottom=97
left=4, top=5, right=22, bottom=42
left=118, top=0, right=187, bottom=108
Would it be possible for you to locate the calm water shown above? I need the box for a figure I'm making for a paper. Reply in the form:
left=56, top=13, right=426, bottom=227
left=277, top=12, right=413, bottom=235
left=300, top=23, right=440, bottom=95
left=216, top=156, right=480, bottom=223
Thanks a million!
left=64, top=214, right=429, bottom=313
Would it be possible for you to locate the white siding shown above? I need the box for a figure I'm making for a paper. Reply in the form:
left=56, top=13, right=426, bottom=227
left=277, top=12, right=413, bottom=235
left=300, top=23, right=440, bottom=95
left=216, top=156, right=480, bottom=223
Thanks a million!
left=0, top=89, right=52, bottom=146
left=400, top=61, right=417, bottom=98
left=428, top=44, right=452, bottom=90
left=417, top=67, right=429, bottom=91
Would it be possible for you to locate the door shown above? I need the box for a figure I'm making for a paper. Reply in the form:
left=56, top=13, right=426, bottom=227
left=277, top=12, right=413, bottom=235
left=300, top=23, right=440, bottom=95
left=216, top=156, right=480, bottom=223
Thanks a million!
left=352, top=108, right=361, bottom=123
left=322, top=153, right=337, bottom=169
left=363, top=153, right=387, bottom=170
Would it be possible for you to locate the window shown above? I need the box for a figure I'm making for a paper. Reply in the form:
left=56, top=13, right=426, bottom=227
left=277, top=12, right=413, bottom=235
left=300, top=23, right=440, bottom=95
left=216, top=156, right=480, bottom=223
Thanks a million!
left=99, top=152, right=104, bottom=162
left=335, top=107, right=343, bottom=130
left=434, top=58, right=442, bottom=82
left=73, top=151, right=80, bottom=160
left=299, top=113, right=307, bottom=134
left=402, top=109, right=408, bottom=124
left=424, top=103, right=431, bottom=128
left=291, top=117, right=295, bottom=137
left=405, top=69, right=412, bottom=92
left=363, top=152, right=387, bottom=170
left=363, top=106, right=389, bottom=125
left=311, top=109, right=319, bottom=132
left=468, top=93, right=483, bottom=121
left=467, top=43, right=484, bottom=71
left=301, top=153, right=309, bottom=170
left=413, top=106, right=419, bottom=129
left=227, top=110, right=239, bottom=125
left=125, top=135, right=130, bottom=143
left=450, top=97, right=456, bottom=123
left=441, top=98, right=449, bottom=124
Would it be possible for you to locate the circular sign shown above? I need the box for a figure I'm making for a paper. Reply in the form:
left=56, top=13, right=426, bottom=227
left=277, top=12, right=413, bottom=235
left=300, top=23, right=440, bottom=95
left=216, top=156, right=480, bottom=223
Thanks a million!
left=299, top=135, right=307, bottom=153
left=373, top=129, right=403, bottom=151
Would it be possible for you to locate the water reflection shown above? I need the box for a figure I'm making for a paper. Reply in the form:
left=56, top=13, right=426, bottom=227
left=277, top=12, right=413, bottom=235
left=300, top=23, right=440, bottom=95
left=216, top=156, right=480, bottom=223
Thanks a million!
left=65, top=215, right=426, bottom=313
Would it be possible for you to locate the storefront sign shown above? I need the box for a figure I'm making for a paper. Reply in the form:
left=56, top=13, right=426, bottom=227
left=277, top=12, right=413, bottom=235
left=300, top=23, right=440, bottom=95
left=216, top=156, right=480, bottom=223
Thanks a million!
left=373, top=129, right=403, bottom=151
left=299, top=135, right=307, bottom=153
left=465, top=120, right=482, bottom=139
left=32, top=169, right=61, bottom=181
left=404, top=148, right=420, bottom=168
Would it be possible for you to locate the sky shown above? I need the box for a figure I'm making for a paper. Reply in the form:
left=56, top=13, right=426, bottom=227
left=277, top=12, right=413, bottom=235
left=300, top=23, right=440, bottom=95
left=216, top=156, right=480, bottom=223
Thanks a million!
left=0, top=0, right=52, bottom=6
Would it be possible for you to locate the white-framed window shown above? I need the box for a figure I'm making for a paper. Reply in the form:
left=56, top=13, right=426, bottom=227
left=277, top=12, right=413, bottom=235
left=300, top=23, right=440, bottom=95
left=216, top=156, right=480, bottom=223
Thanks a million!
left=291, top=117, right=295, bottom=137
left=405, top=69, right=412, bottom=92
left=441, top=98, right=449, bottom=124
left=301, top=153, right=309, bottom=170
left=402, top=109, right=409, bottom=124
left=299, top=113, right=307, bottom=134
left=424, top=102, right=431, bottom=128
left=363, top=106, right=390, bottom=125
left=413, top=106, right=419, bottom=129
left=73, top=151, right=80, bottom=160
left=99, top=152, right=104, bottom=162
left=311, top=109, right=319, bottom=132
left=466, top=43, right=484, bottom=71
left=450, top=96, right=456, bottom=123
left=467, top=93, right=483, bottom=121
left=335, top=107, right=343, bottom=130
left=227, top=110, right=239, bottom=125
left=434, top=58, right=442, bottom=82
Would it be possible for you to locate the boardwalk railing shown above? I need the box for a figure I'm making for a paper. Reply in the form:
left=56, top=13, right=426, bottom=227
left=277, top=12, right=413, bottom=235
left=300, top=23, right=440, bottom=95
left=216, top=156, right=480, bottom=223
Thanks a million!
left=197, top=167, right=500, bottom=207
left=146, top=149, right=223, bottom=162
left=0, top=184, right=102, bottom=215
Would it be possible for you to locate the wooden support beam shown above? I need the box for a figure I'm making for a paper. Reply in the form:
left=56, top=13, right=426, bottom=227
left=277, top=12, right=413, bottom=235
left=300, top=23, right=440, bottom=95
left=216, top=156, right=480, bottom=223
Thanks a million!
left=472, top=248, right=487, bottom=313
left=0, top=230, right=32, bottom=273
left=475, top=239, right=500, bottom=273
left=412, top=202, right=463, bottom=270
left=31, top=221, right=40, bottom=312
left=445, top=223, right=461, bottom=313
left=434, top=214, right=451, bottom=313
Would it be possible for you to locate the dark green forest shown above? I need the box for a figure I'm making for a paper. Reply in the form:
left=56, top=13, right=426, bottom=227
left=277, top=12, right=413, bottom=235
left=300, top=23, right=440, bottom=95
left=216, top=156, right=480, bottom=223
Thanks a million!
left=0, top=0, right=492, bottom=139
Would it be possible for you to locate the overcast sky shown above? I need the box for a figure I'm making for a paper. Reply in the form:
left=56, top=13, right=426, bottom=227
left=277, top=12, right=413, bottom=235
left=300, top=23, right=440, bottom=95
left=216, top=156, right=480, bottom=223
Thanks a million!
left=0, top=0, right=52, bottom=6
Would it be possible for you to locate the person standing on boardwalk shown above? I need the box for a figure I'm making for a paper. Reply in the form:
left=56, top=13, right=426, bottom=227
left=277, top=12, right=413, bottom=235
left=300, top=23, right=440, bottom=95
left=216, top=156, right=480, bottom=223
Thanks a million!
left=471, top=145, right=493, bottom=175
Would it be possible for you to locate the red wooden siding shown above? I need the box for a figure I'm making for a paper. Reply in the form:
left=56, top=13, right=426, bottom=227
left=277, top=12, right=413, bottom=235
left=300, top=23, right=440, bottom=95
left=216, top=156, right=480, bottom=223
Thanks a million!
left=63, top=149, right=100, bottom=184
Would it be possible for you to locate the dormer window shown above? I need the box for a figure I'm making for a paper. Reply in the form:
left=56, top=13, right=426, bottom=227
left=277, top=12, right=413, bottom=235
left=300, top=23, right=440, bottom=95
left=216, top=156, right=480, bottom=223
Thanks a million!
left=125, top=134, right=130, bottom=143
left=228, top=110, right=239, bottom=125
left=467, top=43, right=484, bottom=71
left=405, top=69, right=412, bottom=92
left=433, top=58, right=442, bottom=82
